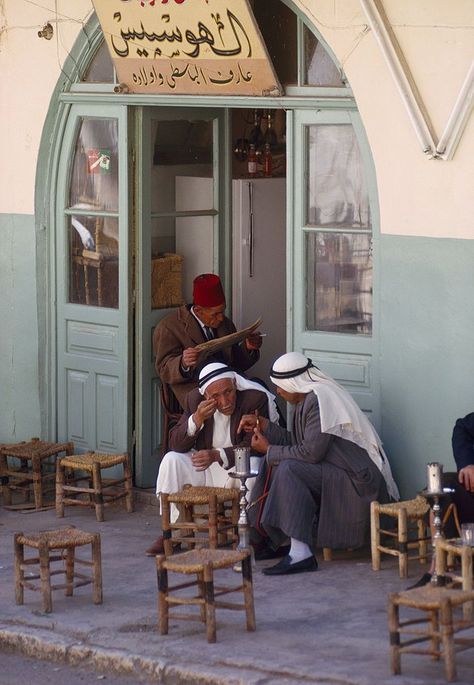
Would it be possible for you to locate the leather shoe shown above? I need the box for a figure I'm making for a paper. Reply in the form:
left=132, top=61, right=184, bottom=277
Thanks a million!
left=254, top=544, right=290, bottom=561
left=145, top=537, right=181, bottom=556
left=262, top=554, right=318, bottom=576
left=406, top=572, right=432, bottom=590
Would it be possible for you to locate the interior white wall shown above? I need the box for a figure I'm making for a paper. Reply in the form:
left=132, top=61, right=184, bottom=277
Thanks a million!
left=0, top=0, right=472, bottom=240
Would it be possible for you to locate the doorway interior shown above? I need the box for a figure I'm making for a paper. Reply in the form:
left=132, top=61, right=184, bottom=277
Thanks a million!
left=133, top=106, right=287, bottom=487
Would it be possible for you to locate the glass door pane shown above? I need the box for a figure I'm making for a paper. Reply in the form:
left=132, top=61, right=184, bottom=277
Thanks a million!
left=67, top=117, right=119, bottom=308
left=305, top=231, right=372, bottom=334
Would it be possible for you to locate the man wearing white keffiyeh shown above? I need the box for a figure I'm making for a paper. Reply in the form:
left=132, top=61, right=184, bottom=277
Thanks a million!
left=145, top=362, right=279, bottom=556
left=242, top=352, right=399, bottom=575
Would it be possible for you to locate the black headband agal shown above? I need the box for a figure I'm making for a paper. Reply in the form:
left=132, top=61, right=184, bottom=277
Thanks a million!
left=270, top=358, right=314, bottom=379
left=198, top=365, right=232, bottom=389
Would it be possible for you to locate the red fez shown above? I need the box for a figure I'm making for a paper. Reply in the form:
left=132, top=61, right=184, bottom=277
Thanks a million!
left=193, top=273, right=226, bottom=307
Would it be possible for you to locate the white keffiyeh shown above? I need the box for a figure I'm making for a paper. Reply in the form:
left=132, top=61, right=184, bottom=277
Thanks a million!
left=198, top=362, right=280, bottom=424
left=270, top=352, right=400, bottom=501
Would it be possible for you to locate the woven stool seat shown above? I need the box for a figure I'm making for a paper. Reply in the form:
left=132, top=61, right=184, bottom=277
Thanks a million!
left=14, top=526, right=102, bottom=614
left=371, top=496, right=430, bottom=578
left=378, top=495, right=430, bottom=517
left=56, top=451, right=134, bottom=522
left=161, top=486, right=239, bottom=556
left=0, top=438, right=73, bottom=510
left=60, top=452, right=128, bottom=471
left=162, top=548, right=248, bottom=574
left=157, top=548, right=255, bottom=643
left=16, top=527, right=96, bottom=550
left=389, top=585, right=474, bottom=681
left=169, top=486, right=240, bottom=505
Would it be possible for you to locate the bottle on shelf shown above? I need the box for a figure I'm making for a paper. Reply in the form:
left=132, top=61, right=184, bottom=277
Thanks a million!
left=247, top=143, right=257, bottom=177
left=264, top=111, right=277, bottom=147
left=248, top=110, right=264, bottom=150
left=263, top=143, right=272, bottom=177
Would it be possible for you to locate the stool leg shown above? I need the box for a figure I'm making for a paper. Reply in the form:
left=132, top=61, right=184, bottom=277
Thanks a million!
left=91, top=534, right=103, bottom=604
left=216, top=502, right=226, bottom=547
left=388, top=595, right=401, bottom=675
left=241, top=553, right=256, bottom=632
left=14, top=533, right=24, bottom=605
left=0, top=454, right=12, bottom=506
left=156, top=555, right=169, bottom=635
left=208, top=494, right=218, bottom=549
left=161, top=494, right=173, bottom=557
left=398, top=508, right=408, bottom=579
left=370, top=501, right=381, bottom=571
left=461, top=547, right=473, bottom=621
left=123, top=455, right=134, bottom=513
left=32, top=457, right=43, bottom=510
left=440, top=598, right=456, bottom=682
left=65, top=548, right=75, bottom=596
left=418, top=517, right=428, bottom=564
left=56, top=461, right=65, bottom=518
left=203, top=561, right=216, bottom=643
left=197, top=571, right=206, bottom=622
left=39, top=541, right=52, bottom=613
left=429, top=608, right=440, bottom=661
left=92, top=462, right=104, bottom=522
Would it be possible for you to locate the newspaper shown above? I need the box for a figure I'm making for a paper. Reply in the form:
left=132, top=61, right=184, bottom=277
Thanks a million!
left=195, top=317, right=262, bottom=361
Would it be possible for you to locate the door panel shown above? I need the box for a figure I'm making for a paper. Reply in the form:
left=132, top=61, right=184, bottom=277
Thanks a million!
left=135, top=107, right=224, bottom=487
left=56, top=105, right=130, bottom=457
left=292, top=109, right=380, bottom=427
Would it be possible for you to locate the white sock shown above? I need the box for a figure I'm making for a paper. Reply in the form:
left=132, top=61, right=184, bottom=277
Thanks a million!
left=289, top=538, right=312, bottom=563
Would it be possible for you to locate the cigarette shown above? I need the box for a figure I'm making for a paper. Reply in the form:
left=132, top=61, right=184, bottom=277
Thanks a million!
left=257, top=333, right=268, bottom=337
left=255, top=409, right=260, bottom=429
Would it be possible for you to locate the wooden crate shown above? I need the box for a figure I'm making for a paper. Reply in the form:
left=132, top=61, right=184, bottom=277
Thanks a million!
left=151, top=253, right=184, bottom=309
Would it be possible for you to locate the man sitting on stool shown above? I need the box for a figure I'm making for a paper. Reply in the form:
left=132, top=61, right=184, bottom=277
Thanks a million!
left=146, top=362, right=278, bottom=556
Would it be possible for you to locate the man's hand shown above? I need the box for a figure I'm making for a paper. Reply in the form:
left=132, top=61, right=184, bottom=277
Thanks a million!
left=193, top=398, right=217, bottom=428
left=251, top=426, right=269, bottom=454
left=245, top=332, right=263, bottom=351
left=459, top=465, right=474, bottom=492
left=192, top=449, right=221, bottom=471
left=182, top=347, right=200, bottom=369
left=237, top=413, right=269, bottom=434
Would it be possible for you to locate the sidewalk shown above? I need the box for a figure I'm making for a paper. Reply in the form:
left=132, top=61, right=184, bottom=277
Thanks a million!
left=0, top=497, right=473, bottom=685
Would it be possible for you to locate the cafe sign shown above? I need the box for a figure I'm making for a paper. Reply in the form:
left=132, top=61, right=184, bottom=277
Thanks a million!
left=92, top=0, right=282, bottom=96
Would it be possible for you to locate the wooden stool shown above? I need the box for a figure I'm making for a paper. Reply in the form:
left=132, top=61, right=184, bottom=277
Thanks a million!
left=14, top=527, right=102, bottom=613
left=0, top=438, right=74, bottom=510
left=156, top=548, right=256, bottom=643
left=388, top=586, right=474, bottom=682
left=161, top=486, right=239, bottom=556
left=371, top=496, right=430, bottom=578
left=436, top=538, right=474, bottom=620
left=56, top=451, right=134, bottom=522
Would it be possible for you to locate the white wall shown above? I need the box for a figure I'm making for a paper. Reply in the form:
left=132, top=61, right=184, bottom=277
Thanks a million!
left=0, top=0, right=93, bottom=215
left=0, top=0, right=472, bottom=240
left=295, top=0, right=474, bottom=239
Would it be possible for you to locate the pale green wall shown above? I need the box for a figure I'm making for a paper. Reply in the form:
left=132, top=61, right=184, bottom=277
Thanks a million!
left=0, top=213, right=41, bottom=442
left=380, top=234, right=474, bottom=498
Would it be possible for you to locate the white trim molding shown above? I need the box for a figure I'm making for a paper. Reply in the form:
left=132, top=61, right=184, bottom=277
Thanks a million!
left=360, top=0, right=473, bottom=160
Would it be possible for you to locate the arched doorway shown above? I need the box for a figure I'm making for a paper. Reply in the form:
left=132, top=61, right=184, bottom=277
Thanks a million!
left=37, top=1, right=379, bottom=488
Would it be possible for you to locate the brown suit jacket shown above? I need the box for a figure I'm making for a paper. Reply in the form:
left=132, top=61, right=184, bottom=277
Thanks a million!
left=169, top=387, right=269, bottom=469
left=153, top=304, right=259, bottom=408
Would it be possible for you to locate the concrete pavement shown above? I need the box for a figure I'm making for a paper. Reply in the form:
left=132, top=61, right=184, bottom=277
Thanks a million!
left=0, top=496, right=473, bottom=685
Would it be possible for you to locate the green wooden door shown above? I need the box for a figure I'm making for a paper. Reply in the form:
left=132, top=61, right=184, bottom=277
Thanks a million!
left=292, top=108, right=380, bottom=427
left=135, top=107, right=226, bottom=487
left=56, top=104, right=130, bottom=455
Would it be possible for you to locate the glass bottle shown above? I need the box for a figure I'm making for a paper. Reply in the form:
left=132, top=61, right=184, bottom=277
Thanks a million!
left=264, top=111, right=277, bottom=147
left=247, top=144, right=257, bottom=177
left=248, top=110, right=264, bottom=150
left=263, top=143, right=272, bottom=177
